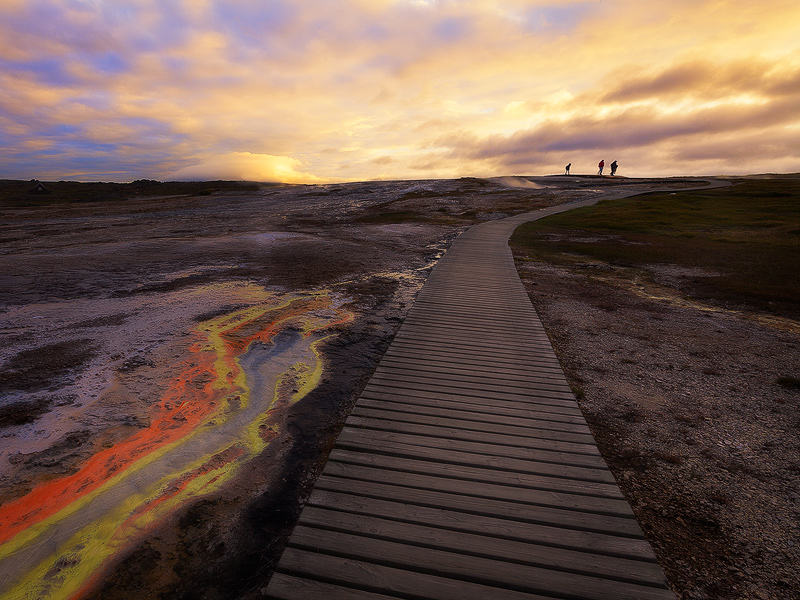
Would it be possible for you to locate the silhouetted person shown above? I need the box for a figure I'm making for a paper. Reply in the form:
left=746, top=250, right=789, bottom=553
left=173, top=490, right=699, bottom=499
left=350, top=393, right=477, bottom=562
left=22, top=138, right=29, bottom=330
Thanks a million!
left=598, top=159, right=604, bottom=175
left=565, top=163, right=571, bottom=175
left=610, top=160, right=618, bottom=176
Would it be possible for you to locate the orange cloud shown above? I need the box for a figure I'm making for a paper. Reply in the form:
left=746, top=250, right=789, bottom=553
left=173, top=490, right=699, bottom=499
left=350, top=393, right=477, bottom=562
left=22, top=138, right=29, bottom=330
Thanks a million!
left=1, top=0, right=799, bottom=181
left=166, top=152, right=326, bottom=183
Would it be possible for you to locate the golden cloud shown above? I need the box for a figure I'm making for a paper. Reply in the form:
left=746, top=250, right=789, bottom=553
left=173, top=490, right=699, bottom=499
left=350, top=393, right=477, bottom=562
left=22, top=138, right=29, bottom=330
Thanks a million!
left=1, top=0, right=800, bottom=181
left=167, top=152, right=326, bottom=183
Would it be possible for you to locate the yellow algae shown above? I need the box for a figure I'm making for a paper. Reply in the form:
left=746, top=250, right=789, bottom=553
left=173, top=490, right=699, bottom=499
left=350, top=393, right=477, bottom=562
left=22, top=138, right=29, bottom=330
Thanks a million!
left=0, top=289, right=354, bottom=600
left=7, top=447, right=248, bottom=600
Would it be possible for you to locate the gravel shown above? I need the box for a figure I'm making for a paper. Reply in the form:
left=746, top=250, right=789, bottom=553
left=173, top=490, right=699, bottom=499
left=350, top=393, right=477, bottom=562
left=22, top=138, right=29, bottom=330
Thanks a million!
left=516, top=259, right=800, bottom=600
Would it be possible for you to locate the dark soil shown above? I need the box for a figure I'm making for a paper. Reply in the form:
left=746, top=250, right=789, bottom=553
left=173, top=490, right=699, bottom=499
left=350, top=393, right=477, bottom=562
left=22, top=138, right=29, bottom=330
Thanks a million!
left=514, top=259, right=800, bottom=600
left=2, top=175, right=760, bottom=599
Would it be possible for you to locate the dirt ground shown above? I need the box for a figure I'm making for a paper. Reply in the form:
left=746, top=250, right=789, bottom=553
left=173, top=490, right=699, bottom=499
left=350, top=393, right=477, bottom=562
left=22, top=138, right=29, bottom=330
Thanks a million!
left=2, top=175, right=794, bottom=599
left=0, top=176, right=589, bottom=599
left=514, top=258, right=800, bottom=600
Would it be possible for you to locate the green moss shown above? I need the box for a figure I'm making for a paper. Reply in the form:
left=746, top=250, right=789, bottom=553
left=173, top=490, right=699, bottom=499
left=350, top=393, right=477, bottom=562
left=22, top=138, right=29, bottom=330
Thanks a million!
left=511, top=178, right=800, bottom=319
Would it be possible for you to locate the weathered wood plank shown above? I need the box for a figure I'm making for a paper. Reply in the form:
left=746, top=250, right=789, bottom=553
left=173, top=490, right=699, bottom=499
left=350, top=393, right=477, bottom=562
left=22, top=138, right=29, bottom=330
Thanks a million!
left=312, top=475, right=641, bottom=536
left=378, top=354, right=566, bottom=379
left=321, top=459, right=631, bottom=516
left=327, top=449, right=626, bottom=500
left=266, top=573, right=401, bottom=600
left=304, top=490, right=656, bottom=560
left=344, top=416, right=604, bottom=465
left=389, top=330, right=553, bottom=353
left=384, top=342, right=564, bottom=371
left=368, top=372, right=575, bottom=401
left=335, top=428, right=616, bottom=483
left=355, top=395, right=587, bottom=425
left=275, top=547, right=553, bottom=600
left=292, top=510, right=669, bottom=587
left=363, top=378, right=577, bottom=407
left=344, top=407, right=593, bottom=445
left=399, top=318, right=549, bottom=339
left=375, top=360, right=572, bottom=388
left=358, top=386, right=585, bottom=418
left=286, top=526, right=674, bottom=600
left=381, top=350, right=566, bottom=377
left=350, top=403, right=592, bottom=435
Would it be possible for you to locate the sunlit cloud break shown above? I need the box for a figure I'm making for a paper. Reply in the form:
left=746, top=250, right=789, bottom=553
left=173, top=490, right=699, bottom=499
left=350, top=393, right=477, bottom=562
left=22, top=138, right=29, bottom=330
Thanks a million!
left=167, top=153, right=324, bottom=183
left=0, top=0, right=799, bottom=182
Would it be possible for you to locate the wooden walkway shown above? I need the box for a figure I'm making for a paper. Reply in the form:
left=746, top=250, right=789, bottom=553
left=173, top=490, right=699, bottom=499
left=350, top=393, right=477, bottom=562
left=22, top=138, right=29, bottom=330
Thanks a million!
left=265, top=200, right=676, bottom=599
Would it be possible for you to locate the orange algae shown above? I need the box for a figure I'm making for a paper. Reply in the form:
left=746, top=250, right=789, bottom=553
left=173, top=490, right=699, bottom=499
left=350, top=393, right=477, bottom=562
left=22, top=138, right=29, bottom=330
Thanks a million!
left=66, top=445, right=248, bottom=600
left=0, top=295, right=329, bottom=544
left=119, top=445, right=247, bottom=532
left=0, top=290, right=353, bottom=600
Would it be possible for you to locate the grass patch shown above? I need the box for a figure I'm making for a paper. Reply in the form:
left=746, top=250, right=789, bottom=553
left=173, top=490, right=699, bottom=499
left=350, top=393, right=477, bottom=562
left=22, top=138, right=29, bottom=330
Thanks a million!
left=510, top=178, right=800, bottom=319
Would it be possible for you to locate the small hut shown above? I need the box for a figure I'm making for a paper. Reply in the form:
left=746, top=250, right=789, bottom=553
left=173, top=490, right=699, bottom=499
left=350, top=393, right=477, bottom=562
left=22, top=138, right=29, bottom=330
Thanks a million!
left=28, top=181, right=52, bottom=195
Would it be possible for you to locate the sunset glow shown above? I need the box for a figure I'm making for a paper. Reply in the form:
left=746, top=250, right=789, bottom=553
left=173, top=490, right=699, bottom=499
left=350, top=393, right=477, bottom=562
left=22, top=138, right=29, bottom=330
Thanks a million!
left=1, top=0, right=799, bottom=182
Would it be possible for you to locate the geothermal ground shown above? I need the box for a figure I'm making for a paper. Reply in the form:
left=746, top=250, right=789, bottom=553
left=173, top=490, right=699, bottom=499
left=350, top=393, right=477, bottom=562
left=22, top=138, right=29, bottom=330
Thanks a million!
left=0, top=175, right=797, bottom=600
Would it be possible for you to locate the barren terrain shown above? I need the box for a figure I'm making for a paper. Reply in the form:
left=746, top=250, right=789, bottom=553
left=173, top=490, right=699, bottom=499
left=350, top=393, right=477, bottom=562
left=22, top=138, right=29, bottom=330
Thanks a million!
left=1, top=175, right=796, bottom=599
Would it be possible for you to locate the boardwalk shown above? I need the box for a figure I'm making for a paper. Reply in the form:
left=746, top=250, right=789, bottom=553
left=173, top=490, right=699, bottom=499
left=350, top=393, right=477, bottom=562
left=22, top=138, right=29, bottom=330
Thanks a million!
left=266, top=198, right=677, bottom=599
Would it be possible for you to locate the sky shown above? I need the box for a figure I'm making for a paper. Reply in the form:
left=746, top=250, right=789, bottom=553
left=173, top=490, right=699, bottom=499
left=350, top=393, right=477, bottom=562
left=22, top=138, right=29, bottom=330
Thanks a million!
left=1, top=0, right=799, bottom=183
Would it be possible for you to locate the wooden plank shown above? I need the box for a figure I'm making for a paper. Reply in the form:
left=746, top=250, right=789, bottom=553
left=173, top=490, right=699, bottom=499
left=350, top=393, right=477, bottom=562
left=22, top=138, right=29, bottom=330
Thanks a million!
left=351, top=402, right=592, bottom=435
left=379, top=351, right=564, bottom=376
left=385, top=339, right=563, bottom=365
left=380, top=353, right=565, bottom=380
left=358, top=386, right=585, bottom=418
left=361, top=381, right=578, bottom=413
left=375, top=359, right=571, bottom=388
left=368, top=372, right=575, bottom=400
left=379, top=350, right=565, bottom=375
left=335, top=428, right=615, bottom=483
left=403, top=308, right=544, bottom=324
left=343, top=423, right=591, bottom=460
left=362, top=381, right=577, bottom=410
left=344, top=416, right=603, bottom=464
left=390, top=330, right=553, bottom=353
left=266, top=573, right=400, bottom=600
left=345, top=412, right=596, bottom=449
left=303, top=490, right=655, bottom=560
left=287, top=527, right=673, bottom=600
left=340, top=418, right=597, bottom=452
left=384, top=341, right=564, bottom=371
left=400, top=317, right=548, bottom=338
left=364, top=373, right=574, bottom=403
left=355, top=394, right=587, bottom=425
left=312, top=475, right=641, bottom=536
left=275, top=547, right=553, bottom=600
left=328, top=449, right=627, bottom=500
left=372, top=366, right=572, bottom=394
left=294, top=508, right=668, bottom=587
left=393, top=321, right=547, bottom=341
left=322, top=459, right=631, bottom=516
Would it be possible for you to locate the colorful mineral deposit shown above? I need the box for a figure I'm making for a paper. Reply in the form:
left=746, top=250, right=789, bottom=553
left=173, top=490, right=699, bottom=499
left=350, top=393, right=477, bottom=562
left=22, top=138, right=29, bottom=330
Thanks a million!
left=0, top=290, right=352, bottom=600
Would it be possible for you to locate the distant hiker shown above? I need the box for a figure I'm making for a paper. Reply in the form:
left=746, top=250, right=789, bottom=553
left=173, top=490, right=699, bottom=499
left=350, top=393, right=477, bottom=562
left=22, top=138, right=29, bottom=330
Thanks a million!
left=565, top=163, right=571, bottom=175
left=610, top=160, right=618, bottom=176
left=598, top=159, right=605, bottom=175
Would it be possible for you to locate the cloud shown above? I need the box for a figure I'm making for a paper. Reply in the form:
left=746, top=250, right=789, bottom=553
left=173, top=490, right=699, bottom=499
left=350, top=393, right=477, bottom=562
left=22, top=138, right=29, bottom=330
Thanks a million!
left=1, top=0, right=799, bottom=181
left=420, top=49, right=800, bottom=177
left=166, top=152, right=325, bottom=183
left=599, top=57, right=794, bottom=103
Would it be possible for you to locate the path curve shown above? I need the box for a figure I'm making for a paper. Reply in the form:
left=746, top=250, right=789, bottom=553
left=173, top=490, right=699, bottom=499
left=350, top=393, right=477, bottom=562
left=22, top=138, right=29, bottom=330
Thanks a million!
left=266, top=179, right=729, bottom=599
